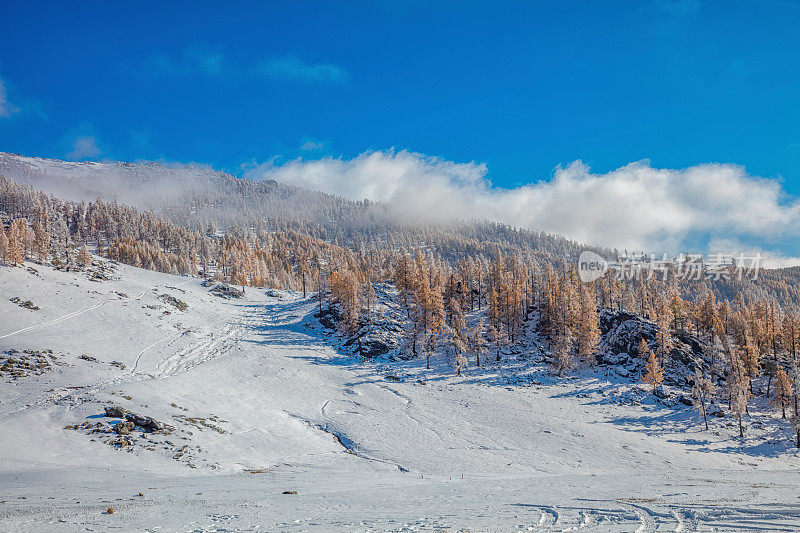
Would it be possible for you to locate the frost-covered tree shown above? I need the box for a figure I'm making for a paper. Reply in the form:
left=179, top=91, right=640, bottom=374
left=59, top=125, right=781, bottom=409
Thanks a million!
left=77, top=244, right=92, bottom=267
left=728, top=358, right=750, bottom=438
left=468, top=319, right=486, bottom=367
left=637, top=337, right=650, bottom=361
left=550, top=328, right=576, bottom=376
left=449, top=299, right=468, bottom=373
left=486, top=321, right=509, bottom=362
left=771, top=367, right=792, bottom=419
left=691, top=368, right=716, bottom=430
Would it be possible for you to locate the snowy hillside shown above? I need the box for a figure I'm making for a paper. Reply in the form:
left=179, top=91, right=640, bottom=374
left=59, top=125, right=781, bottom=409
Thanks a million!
left=2, top=258, right=800, bottom=531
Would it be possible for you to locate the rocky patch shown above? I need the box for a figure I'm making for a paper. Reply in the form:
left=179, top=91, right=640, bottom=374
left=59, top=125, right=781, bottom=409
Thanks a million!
left=202, top=280, right=243, bottom=299
left=9, top=296, right=39, bottom=310
left=0, top=349, right=60, bottom=379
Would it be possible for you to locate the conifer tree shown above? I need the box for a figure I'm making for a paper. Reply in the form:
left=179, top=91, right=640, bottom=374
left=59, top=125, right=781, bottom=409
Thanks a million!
left=6, top=220, right=25, bottom=265
left=77, top=244, right=92, bottom=267
left=771, top=367, right=793, bottom=419
left=655, top=302, right=673, bottom=360
left=449, top=298, right=468, bottom=364
left=0, top=228, right=7, bottom=263
left=642, top=350, right=664, bottom=391
left=455, top=350, right=468, bottom=376
left=576, top=284, right=601, bottom=365
left=468, top=319, right=486, bottom=367
left=691, top=368, right=716, bottom=430
left=637, top=337, right=650, bottom=361
left=550, top=328, right=576, bottom=376
left=486, top=321, right=509, bottom=362
left=728, top=356, right=750, bottom=437
left=33, top=222, right=49, bottom=262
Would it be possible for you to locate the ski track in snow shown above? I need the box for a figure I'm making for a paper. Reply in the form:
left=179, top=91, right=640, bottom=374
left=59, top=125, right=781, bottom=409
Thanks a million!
left=0, top=283, right=161, bottom=340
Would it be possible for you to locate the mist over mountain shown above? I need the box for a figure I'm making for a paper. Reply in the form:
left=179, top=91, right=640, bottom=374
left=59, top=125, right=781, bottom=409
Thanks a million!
left=0, top=152, right=589, bottom=264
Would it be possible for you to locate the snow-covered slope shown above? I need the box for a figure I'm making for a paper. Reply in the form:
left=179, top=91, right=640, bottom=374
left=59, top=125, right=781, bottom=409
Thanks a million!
left=2, top=260, right=800, bottom=531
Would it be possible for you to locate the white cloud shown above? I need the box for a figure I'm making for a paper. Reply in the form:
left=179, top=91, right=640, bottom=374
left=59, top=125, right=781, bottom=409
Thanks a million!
left=253, top=55, right=349, bottom=84
left=300, top=138, right=327, bottom=152
left=244, top=149, right=800, bottom=255
left=67, top=136, right=102, bottom=160
left=0, top=78, right=20, bottom=118
left=707, top=238, right=800, bottom=269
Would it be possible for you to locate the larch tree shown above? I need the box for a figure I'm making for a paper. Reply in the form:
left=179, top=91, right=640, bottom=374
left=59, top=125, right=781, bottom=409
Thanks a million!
left=0, top=228, right=8, bottom=263
left=550, top=328, right=576, bottom=376
left=790, top=411, right=800, bottom=448
left=330, top=269, right=360, bottom=335
left=655, top=301, right=673, bottom=360
left=468, top=318, right=486, bottom=367
left=449, top=298, right=468, bottom=374
left=6, top=220, right=25, bottom=265
left=77, top=244, right=92, bottom=267
left=637, top=337, right=650, bottom=361
left=728, top=357, right=750, bottom=438
left=455, top=349, right=468, bottom=376
left=771, top=367, right=793, bottom=419
left=642, top=350, right=664, bottom=391
left=486, top=321, right=509, bottom=362
left=576, top=283, right=601, bottom=365
left=33, top=222, right=49, bottom=262
left=691, top=367, right=716, bottom=430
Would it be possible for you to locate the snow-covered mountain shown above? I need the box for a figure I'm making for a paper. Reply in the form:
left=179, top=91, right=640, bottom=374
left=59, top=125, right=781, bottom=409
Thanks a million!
left=2, top=257, right=800, bottom=531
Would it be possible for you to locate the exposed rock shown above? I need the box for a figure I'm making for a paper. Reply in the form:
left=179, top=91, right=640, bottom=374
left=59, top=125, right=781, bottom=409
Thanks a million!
left=707, top=404, right=726, bottom=417
left=107, top=436, right=132, bottom=447
left=115, top=421, right=135, bottom=435
left=104, top=405, right=163, bottom=432
left=653, top=385, right=670, bottom=399
left=359, top=340, right=390, bottom=358
left=207, top=282, right=243, bottom=299
left=125, top=412, right=163, bottom=432
left=104, top=405, right=127, bottom=418
left=158, top=294, right=188, bottom=311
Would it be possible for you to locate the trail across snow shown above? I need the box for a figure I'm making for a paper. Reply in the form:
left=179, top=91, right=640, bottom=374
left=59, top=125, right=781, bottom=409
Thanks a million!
left=2, top=262, right=800, bottom=531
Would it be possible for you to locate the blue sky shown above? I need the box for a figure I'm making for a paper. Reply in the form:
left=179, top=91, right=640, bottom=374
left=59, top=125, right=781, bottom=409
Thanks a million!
left=1, top=1, right=800, bottom=261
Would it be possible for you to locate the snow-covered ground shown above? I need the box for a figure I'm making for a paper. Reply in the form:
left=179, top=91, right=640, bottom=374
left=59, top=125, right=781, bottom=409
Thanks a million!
left=2, top=261, right=800, bottom=531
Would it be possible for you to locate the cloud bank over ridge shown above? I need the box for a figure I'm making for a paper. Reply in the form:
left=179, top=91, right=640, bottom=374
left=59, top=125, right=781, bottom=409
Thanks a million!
left=245, top=150, right=800, bottom=266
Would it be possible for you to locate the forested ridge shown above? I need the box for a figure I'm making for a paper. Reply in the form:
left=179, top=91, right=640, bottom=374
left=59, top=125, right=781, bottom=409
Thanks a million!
left=3, top=158, right=800, bottom=446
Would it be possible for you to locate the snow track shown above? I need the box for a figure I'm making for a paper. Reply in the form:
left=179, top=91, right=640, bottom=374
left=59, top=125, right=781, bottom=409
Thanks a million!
left=0, top=284, right=158, bottom=340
